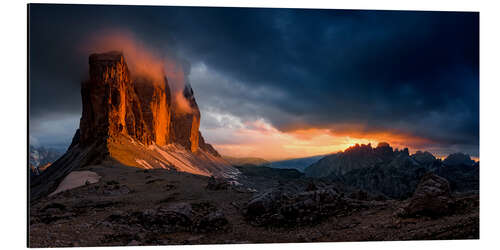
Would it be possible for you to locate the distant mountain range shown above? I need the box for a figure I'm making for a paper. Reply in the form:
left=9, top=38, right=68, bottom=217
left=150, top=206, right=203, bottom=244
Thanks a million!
left=223, top=156, right=270, bottom=167
left=29, top=146, right=64, bottom=176
left=224, top=155, right=327, bottom=173
left=220, top=144, right=478, bottom=200
left=266, top=155, right=327, bottom=172
left=304, top=142, right=478, bottom=199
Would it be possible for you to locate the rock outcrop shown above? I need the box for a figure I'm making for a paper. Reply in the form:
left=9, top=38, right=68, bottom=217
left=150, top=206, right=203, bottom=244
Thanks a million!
left=304, top=142, right=411, bottom=178
left=411, top=151, right=436, bottom=166
left=106, top=202, right=229, bottom=235
left=206, top=177, right=231, bottom=190
left=397, top=173, right=454, bottom=218
left=30, top=51, right=237, bottom=200
left=80, top=51, right=204, bottom=151
left=305, top=143, right=387, bottom=178
left=304, top=142, right=478, bottom=199
left=436, top=158, right=479, bottom=192
left=244, top=187, right=348, bottom=226
left=443, top=153, right=475, bottom=167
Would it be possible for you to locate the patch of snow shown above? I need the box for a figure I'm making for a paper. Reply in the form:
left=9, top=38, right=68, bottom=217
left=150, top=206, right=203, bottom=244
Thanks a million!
left=49, top=171, right=101, bottom=196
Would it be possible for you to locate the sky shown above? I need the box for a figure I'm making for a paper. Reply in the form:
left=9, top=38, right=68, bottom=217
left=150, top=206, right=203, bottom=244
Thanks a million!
left=28, top=4, right=479, bottom=161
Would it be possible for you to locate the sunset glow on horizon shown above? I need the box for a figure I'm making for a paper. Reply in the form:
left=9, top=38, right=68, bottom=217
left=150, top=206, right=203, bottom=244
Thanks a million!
left=200, top=113, right=460, bottom=161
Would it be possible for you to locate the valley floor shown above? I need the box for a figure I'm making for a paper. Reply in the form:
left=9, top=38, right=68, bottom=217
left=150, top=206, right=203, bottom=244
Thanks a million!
left=29, top=164, right=479, bottom=247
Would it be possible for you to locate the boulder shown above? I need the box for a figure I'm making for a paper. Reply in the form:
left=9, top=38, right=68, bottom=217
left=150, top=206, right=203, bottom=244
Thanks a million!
left=246, top=189, right=283, bottom=217
left=194, top=210, right=229, bottom=232
left=398, top=173, right=454, bottom=218
left=245, top=187, right=346, bottom=226
left=106, top=201, right=228, bottom=233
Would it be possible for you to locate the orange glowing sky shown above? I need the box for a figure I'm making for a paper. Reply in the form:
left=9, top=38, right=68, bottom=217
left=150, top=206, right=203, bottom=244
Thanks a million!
left=199, top=112, right=463, bottom=161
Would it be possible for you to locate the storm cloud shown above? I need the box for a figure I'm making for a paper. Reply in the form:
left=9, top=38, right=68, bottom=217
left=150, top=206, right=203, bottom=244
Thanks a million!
left=28, top=4, right=479, bottom=157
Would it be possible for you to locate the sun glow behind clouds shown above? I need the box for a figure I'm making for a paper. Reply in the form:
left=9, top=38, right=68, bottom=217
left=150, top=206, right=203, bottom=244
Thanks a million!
left=200, top=110, right=384, bottom=161
left=198, top=108, right=465, bottom=162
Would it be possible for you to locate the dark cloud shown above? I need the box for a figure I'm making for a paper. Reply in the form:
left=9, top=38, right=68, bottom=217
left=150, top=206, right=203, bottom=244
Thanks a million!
left=28, top=4, right=479, bottom=156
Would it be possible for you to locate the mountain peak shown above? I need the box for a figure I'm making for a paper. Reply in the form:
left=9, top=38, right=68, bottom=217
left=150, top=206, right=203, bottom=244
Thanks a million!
left=443, top=153, right=475, bottom=167
left=89, top=50, right=123, bottom=62
left=31, top=51, right=236, bottom=200
left=376, top=142, right=390, bottom=148
left=81, top=50, right=225, bottom=154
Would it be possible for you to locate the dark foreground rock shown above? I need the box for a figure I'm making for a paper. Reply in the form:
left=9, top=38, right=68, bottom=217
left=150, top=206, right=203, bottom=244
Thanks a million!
left=206, top=177, right=231, bottom=190
left=244, top=187, right=349, bottom=226
left=29, top=164, right=479, bottom=247
left=106, top=201, right=229, bottom=235
left=397, top=173, right=454, bottom=218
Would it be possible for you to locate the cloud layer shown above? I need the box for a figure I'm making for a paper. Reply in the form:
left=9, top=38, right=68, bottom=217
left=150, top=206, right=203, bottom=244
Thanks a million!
left=28, top=5, right=479, bottom=158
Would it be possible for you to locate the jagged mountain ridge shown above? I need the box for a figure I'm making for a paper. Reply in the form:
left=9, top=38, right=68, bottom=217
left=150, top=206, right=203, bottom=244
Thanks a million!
left=305, top=143, right=416, bottom=178
left=223, top=156, right=270, bottom=167
left=305, top=143, right=478, bottom=199
left=78, top=51, right=228, bottom=170
left=30, top=51, right=236, bottom=200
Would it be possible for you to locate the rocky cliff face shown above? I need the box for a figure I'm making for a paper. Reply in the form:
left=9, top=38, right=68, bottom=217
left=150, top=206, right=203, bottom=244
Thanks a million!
left=82, top=51, right=230, bottom=157
left=30, top=51, right=236, bottom=200
left=80, top=51, right=198, bottom=150
left=78, top=51, right=222, bottom=156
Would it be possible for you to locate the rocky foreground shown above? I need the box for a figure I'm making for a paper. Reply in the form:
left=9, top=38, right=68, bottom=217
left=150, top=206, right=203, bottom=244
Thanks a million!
left=29, top=164, right=478, bottom=247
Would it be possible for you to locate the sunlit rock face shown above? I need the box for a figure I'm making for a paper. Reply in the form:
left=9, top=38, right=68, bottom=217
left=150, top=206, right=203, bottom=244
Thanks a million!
left=80, top=51, right=131, bottom=145
left=30, top=50, right=236, bottom=200
left=77, top=51, right=234, bottom=175
left=79, top=51, right=207, bottom=153
left=127, top=76, right=172, bottom=146
left=80, top=51, right=172, bottom=147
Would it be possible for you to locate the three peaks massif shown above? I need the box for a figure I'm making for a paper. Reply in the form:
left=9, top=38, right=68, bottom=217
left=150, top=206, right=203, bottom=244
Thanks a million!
left=31, top=51, right=237, bottom=199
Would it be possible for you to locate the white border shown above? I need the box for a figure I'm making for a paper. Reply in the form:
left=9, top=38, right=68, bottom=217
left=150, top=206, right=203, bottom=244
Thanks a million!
left=1, top=1, right=499, bottom=249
